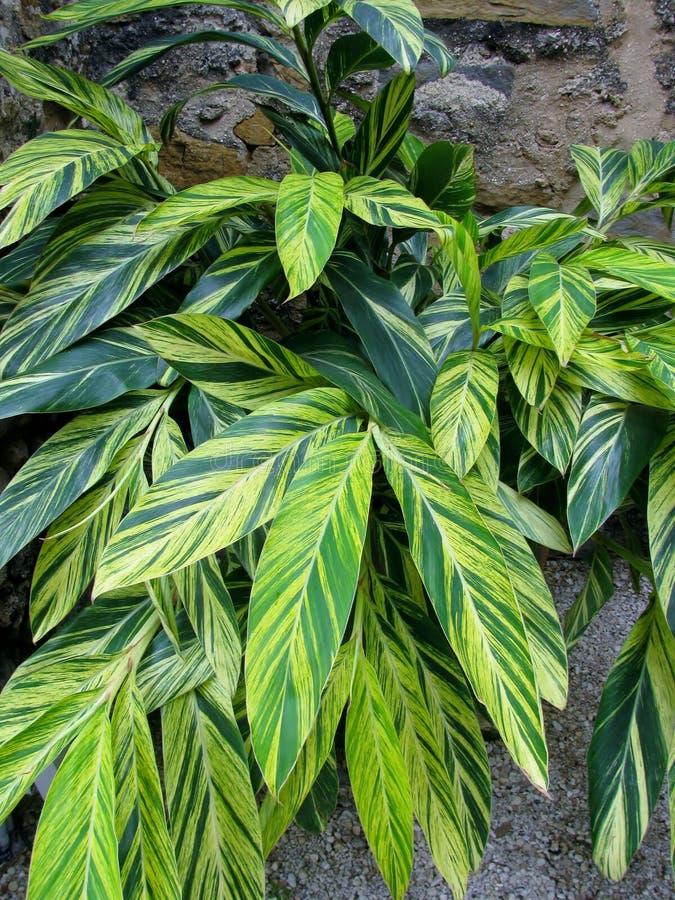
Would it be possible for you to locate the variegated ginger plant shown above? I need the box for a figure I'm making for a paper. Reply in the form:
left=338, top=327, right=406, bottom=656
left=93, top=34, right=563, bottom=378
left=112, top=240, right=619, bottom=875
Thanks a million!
left=0, top=1, right=673, bottom=897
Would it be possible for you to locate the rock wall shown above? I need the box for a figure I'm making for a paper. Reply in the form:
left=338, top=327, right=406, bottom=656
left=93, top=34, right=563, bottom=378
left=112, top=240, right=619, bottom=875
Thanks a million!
left=1, top=1, right=673, bottom=211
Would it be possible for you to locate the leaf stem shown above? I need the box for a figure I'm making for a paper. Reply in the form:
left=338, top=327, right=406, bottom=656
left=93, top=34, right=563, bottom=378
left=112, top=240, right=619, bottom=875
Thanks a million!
left=292, top=24, right=342, bottom=158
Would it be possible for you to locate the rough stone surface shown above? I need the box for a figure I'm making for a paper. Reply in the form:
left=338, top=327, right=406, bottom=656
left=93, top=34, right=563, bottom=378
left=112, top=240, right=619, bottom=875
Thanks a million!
left=417, top=0, right=600, bottom=27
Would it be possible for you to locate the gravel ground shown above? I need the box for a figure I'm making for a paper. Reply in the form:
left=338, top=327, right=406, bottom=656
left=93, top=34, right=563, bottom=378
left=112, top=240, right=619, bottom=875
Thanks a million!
left=1, top=558, right=672, bottom=899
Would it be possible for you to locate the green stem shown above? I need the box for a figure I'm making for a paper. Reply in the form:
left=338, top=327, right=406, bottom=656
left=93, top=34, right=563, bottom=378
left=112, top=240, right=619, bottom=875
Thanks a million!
left=293, top=24, right=342, bottom=158
left=258, top=295, right=291, bottom=338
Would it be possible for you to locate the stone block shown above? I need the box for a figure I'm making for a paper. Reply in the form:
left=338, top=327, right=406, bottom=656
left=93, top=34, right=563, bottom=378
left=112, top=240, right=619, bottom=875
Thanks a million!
left=416, top=1, right=598, bottom=27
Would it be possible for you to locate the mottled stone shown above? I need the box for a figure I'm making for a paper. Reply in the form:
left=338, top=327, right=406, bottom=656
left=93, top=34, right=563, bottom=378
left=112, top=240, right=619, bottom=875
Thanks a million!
left=156, top=127, right=246, bottom=189
left=233, top=107, right=275, bottom=147
left=416, top=0, right=599, bottom=27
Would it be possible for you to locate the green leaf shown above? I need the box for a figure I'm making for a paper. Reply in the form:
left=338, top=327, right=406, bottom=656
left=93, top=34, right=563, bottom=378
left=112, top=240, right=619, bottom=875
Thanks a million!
left=649, top=424, right=675, bottom=632
left=138, top=176, right=279, bottom=232
left=466, top=476, right=568, bottom=710
left=0, top=218, right=59, bottom=289
left=0, top=390, right=167, bottom=570
left=0, top=49, right=151, bottom=146
left=181, top=232, right=281, bottom=318
left=325, top=31, right=394, bottom=96
left=0, top=209, right=219, bottom=377
left=0, top=328, right=157, bottom=418
left=563, top=545, right=614, bottom=649
left=162, top=680, right=264, bottom=899
left=438, top=218, right=481, bottom=346
left=263, top=107, right=340, bottom=172
left=573, top=246, right=675, bottom=302
left=422, top=28, right=455, bottom=77
left=295, top=751, right=339, bottom=833
left=527, top=254, right=596, bottom=364
left=112, top=676, right=180, bottom=900
left=568, top=397, right=669, bottom=549
left=344, top=72, right=415, bottom=177
left=570, top=145, right=628, bottom=225
left=375, top=429, right=548, bottom=788
left=326, top=252, right=437, bottom=419
left=259, top=639, right=355, bottom=855
left=140, top=313, right=327, bottom=408
left=496, top=481, right=572, bottom=554
left=589, top=602, right=675, bottom=879
left=344, top=176, right=439, bottom=230
left=479, top=217, right=588, bottom=271
left=346, top=648, right=413, bottom=900
left=27, top=706, right=123, bottom=899
left=511, top=371, right=583, bottom=473
left=504, top=338, right=561, bottom=408
left=96, top=388, right=359, bottom=591
left=101, top=29, right=305, bottom=85
left=247, top=431, right=375, bottom=792
left=492, top=277, right=555, bottom=350
left=627, top=139, right=675, bottom=196
left=276, top=171, right=343, bottom=298
left=229, top=73, right=325, bottom=125
left=30, top=438, right=142, bottom=640
left=338, top=0, right=424, bottom=72
left=410, top=142, right=474, bottom=218
left=188, top=387, right=243, bottom=445
left=430, top=349, right=498, bottom=477
left=0, top=130, right=148, bottom=249
left=364, top=582, right=469, bottom=895
left=418, top=293, right=475, bottom=363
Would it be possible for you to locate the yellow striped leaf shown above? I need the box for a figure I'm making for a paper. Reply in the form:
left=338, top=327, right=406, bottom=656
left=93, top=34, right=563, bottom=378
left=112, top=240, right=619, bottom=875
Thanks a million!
left=467, top=476, right=568, bottom=710
left=589, top=602, right=675, bottom=879
left=375, top=428, right=548, bottom=788
left=649, top=424, right=675, bottom=632
left=431, top=349, right=498, bottom=477
left=295, top=750, right=339, bottom=833
left=438, top=217, right=481, bottom=345
left=30, top=438, right=142, bottom=640
left=346, top=647, right=413, bottom=900
left=275, top=171, right=343, bottom=298
left=139, top=313, right=327, bottom=409
left=528, top=254, right=596, bottom=364
left=568, top=397, right=669, bottom=549
left=496, top=481, right=572, bottom=554
left=260, top=640, right=355, bottom=855
left=28, top=706, right=123, bottom=899
left=247, top=431, right=375, bottom=793
left=0, top=390, right=167, bottom=570
left=344, top=175, right=439, bottom=230
left=138, top=176, right=279, bottom=231
left=162, top=679, right=264, bottom=899
left=479, top=217, right=587, bottom=271
left=511, top=371, right=582, bottom=473
left=188, top=386, right=243, bottom=445
left=563, top=545, right=615, bottom=650
left=344, top=72, right=415, bottom=176
left=0, top=129, right=149, bottom=249
left=112, top=676, right=180, bottom=900
left=410, top=141, right=474, bottom=218
left=504, top=337, right=561, bottom=408
left=278, top=0, right=333, bottom=27
left=338, top=0, right=424, bottom=72
left=96, top=388, right=359, bottom=591
left=364, top=580, right=469, bottom=896
left=570, top=144, right=628, bottom=226
left=492, top=277, right=556, bottom=350
left=573, top=246, right=675, bottom=302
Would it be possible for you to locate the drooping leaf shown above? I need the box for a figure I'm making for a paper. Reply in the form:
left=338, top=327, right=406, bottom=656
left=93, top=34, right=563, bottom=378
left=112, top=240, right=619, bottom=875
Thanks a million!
left=181, top=232, right=281, bottom=319
left=96, top=388, right=359, bottom=591
left=326, top=252, right=436, bottom=419
left=0, top=328, right=157, bottom=418
left=504, top=337, right=560, bottom=408
left=346, top=647, right=413, bottom=900
left=0, top=390, right=167, bottom=570
left=259, top=639, right=355, bottom=854
left=479, top=217, right=588, bottom=271
left=162, top=680, right=265, bottom=899
left=570, top=145, right=628, bottom=226
left=589, top=602, right=675, bottom=880
left=139, top=313, right=327, bottom=408
left=247, top=431, right=375, bottom=793
left=496, top=481, right=572, bottom=554
left=112, top=676, right=180, bottom=900
left=295, top=751, right=339, bottom=833
left=375, top=429, right=548, bottom=788
left=422, top=28, right=455, bottom=76
left=27, top=706, right=123, bottom=899
left=410, top=142, right=474, bottom=218
left=563, top=545, right=614, bottom=649
left=325, top=31, right=394, bottom=96
left=338, top=0, right=424, bottom=72
left=567, top=397, right=668, bottom=550
left=649, top=424, right=675, bottom=632
left=0, top=48, right=151, bottom=146
left=430, top=349, right=498, bottom=477
left=573, top=246, right=675, bottom=302
left=527, top=254, right=596, bottom=365
left=0, top=129, right=149, bottom=249
left=344, top=72, right=415, bottom=176
left=276, top=171, right=343, bottom=298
